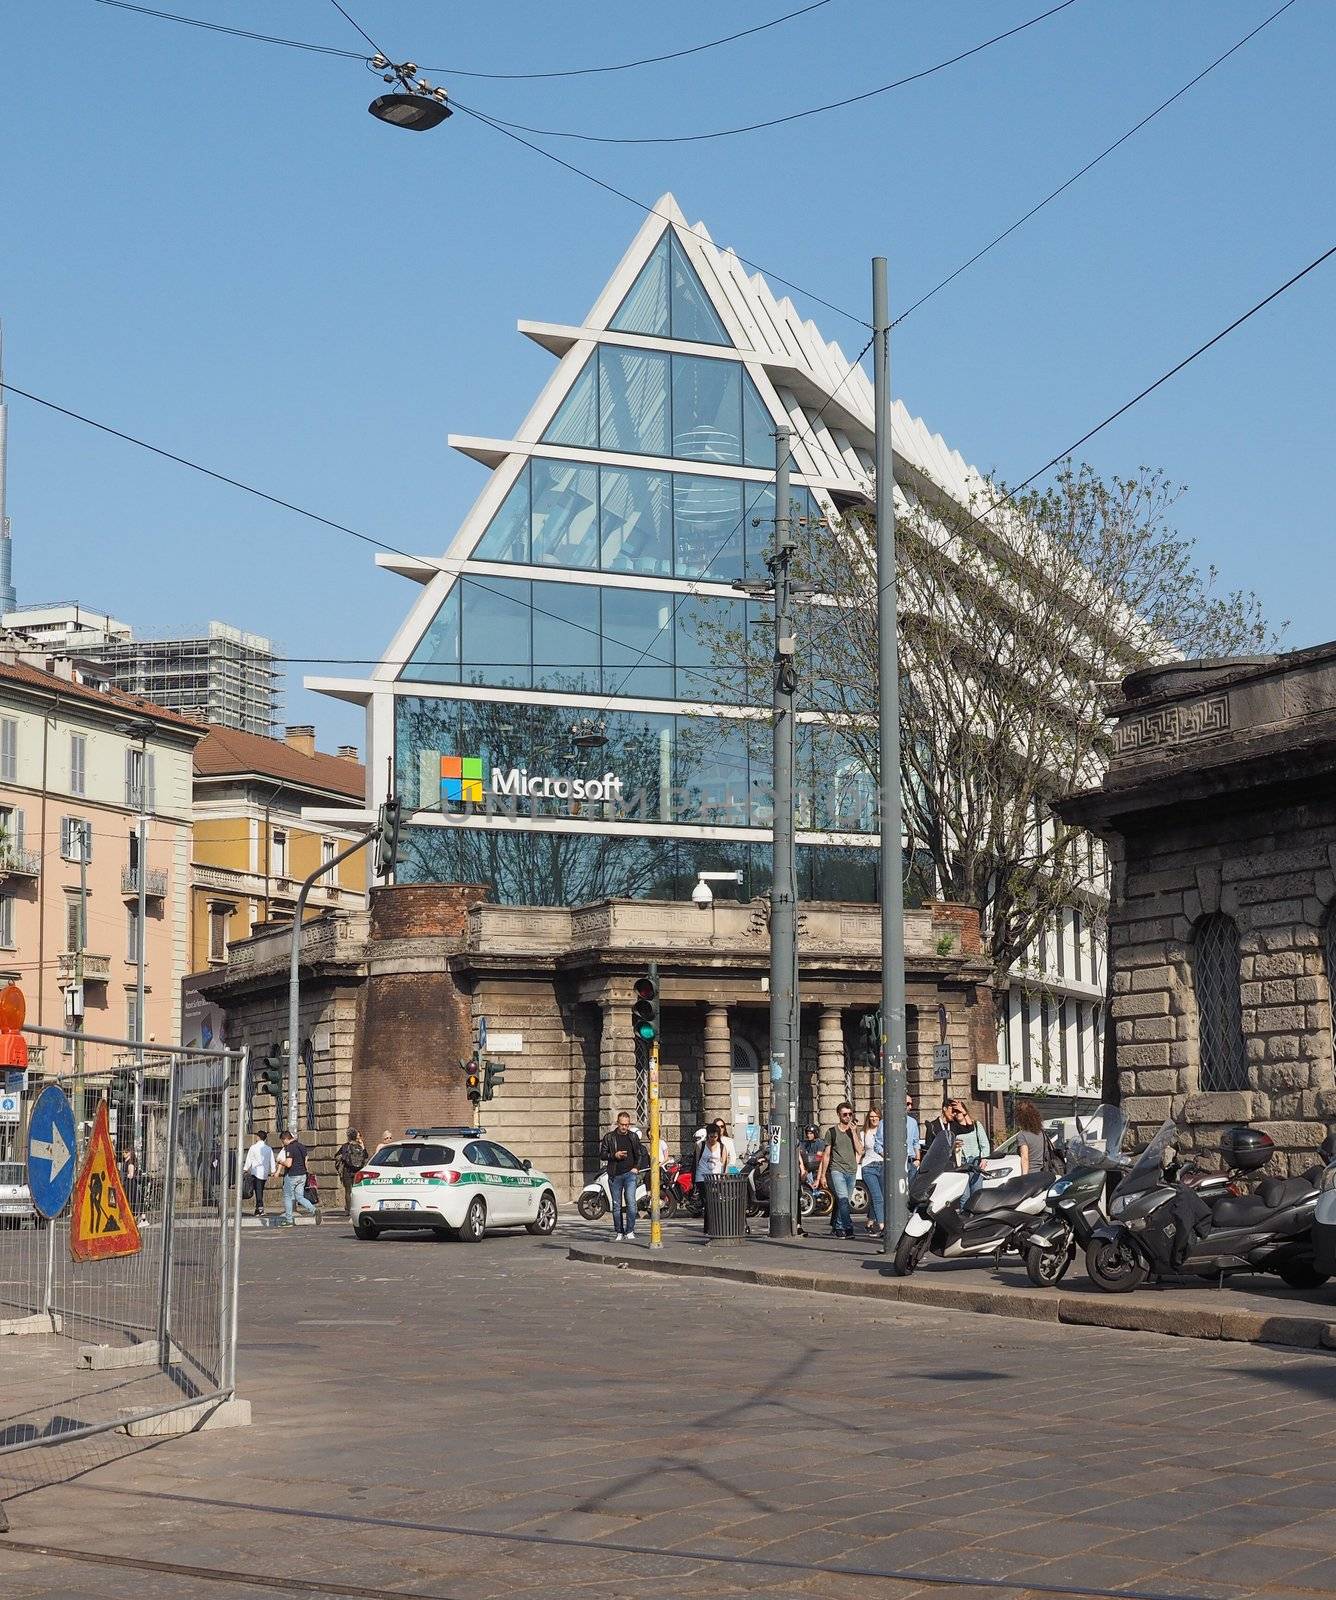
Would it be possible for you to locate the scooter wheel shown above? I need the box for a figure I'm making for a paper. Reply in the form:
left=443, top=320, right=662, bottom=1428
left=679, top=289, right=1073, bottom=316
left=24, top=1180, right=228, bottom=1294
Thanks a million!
left=576, top=1192, right=608, bottom=1222
left=1025, top=1240, right=1073, bottom=1289
left=893, top=1231, right=930, bottom=1277
left=1085, top=1236, right=1148, bottom=1294
left=1277, top=1261, right=1330, bottom=1291
left=851, top=1182, right=869, bottom=1216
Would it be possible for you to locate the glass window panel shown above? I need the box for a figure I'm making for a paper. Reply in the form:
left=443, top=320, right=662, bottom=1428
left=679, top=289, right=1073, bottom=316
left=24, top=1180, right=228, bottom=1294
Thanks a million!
left=598, top=346, right=670, bottom=457
left=600, top=466, right=672, bottom=576
left=812, top=729, right=877, bottom=834
left=472, top=466, right=530, bottom=563
left=744, top=483, right=775, bottom=581
left=669, top=234, right=729, bottom=345
left=531, top=458, right=599, bottom=570
left=671, top=354, right=742, bottom=464
left=542, top=353, right=598, bottom=448
left=745, top=720, right=773, bottom=830
left=531, top=580, right=600, bottom=693
left=607, top=712, right=673, bottom=827
left=675, top=716, right=750, bottom=826
left=807, top=844, right=878, bottom=902
left=400, top=584, right=460, bottom=684
left=394, top=697, right=460, bottom=810
left=743, top=371, right=778, bottom=467
left=601, top=588, right=676, bottom=700
left=673, top=474, right=744, bottom=582
left=460, top=576, right=532, bottom=690
left=675, top=594, right=745, bottom=701
left=610, top=233, right=670, bottom=337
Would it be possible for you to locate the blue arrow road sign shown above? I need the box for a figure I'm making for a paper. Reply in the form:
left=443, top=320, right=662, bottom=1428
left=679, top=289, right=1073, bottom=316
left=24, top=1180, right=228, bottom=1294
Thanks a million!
left=27, top=1084, right=77, bottom=1219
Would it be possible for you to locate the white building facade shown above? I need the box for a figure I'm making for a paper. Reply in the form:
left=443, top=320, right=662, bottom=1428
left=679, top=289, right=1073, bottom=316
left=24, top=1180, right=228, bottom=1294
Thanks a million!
left=310, top=196, right=1106, bottom=1100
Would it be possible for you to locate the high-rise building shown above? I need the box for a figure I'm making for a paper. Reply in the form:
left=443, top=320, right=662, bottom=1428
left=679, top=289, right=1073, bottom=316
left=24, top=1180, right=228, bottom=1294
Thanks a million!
left=309, top=194, right=1113, bottom=1100
left=1, top=606, right=281, bottom=735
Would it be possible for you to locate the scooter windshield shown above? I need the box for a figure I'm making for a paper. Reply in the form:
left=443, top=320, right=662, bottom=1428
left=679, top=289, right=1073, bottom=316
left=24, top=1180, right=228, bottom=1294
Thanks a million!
left=1066, top=1105, right=1130, bottom=1172
left=1121, top=1120, right=1178, bottom=1192
left=909, top=1130, right=954, bottom=1204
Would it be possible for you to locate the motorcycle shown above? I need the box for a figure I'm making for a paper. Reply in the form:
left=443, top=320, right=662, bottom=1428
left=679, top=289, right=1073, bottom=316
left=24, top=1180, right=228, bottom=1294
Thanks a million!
left=1085, top=1122, right=1332, bottom=1293
left=892, top=1130, right=1054, bottom=1276
left=1312, top=1140, right=1336, bottom=1278
left=575, top=1164, right=683, bottom=1222
left=1017, top=1105, right=1129, bottom=1287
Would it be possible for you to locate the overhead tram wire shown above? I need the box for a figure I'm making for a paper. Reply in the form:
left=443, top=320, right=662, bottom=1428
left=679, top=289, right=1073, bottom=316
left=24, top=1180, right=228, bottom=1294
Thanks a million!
left=892, top=0, right=1301, bottom=327
left=0, top=382, right=676, bottom=675
left=451, top=0, right=1082, bottom=145
left=11, top=249, right=1331, bottom=706
left=90, top=0, right=836, bottom=80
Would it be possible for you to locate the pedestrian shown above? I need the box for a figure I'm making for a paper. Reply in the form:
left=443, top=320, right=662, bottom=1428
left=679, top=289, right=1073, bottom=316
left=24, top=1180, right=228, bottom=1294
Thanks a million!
left=242, top=1129, right=276, bottom=1218
left=119, top=1145, right=142, bottom=1220
left=712, top=1117, right=739, bottom=1171
left=695, top=1124, right=728, bottom=1228
left=334, top=1127, right=369, bottom=1212
left=949, top=1099, right=990, bottom=1166
left=817, top=1101, right=863, bottom=1239
left=924, top=1098, right=955, bottom=1146
left=799, top=1124, right=823, bottom=1194
left=379, top=1128, right=392, bottom=1148
left=905, top=1094, right=922, bottom=1178
left=861, top=1109, right=884, bottom=1238
left=1014, top=1099, right=1051, bottom=1175
left=276, top=1129, right=321, bottom=1227
left=598, top=1111, right=646, bottom=1242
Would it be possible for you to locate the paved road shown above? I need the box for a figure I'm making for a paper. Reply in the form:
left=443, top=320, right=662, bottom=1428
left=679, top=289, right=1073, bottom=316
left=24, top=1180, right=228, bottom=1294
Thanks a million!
left=2, top=1218, right=1336, bottom=1600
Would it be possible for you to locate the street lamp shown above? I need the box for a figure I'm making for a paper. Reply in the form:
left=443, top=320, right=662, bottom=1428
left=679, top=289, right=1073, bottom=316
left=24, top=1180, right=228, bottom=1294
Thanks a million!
left=367, top=56, right=452, bottom=130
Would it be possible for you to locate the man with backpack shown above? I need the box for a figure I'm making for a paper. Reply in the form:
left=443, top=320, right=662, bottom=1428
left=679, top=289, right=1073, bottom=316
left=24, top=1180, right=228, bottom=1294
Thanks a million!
left=334, top=1127, right=369, bottom=1213
left=817, top=1101, right=863, bottom=1240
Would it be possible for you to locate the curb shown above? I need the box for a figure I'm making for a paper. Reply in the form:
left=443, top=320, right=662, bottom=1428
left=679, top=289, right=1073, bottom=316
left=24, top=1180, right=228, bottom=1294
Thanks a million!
left=567, top=1245, right=1336, bottom=1352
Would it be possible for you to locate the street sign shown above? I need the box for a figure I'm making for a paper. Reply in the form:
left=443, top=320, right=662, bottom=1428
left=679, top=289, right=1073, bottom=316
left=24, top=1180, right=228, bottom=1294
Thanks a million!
left=27, top=1084, right=77, bottom=1218
left=932, top=1043, right=952, bottom=1082
left=476, top=1016, right=487, bottom=1054
left=0, top=1092, right=19, bottom=1123
left=3, top=1068, right=26, bottom=1093
left=976, top=1061, right=1011, bottom=1092
left=70, top=1102, right=142, bottom=1262
left=486, top=1031, right=523, bottom=1054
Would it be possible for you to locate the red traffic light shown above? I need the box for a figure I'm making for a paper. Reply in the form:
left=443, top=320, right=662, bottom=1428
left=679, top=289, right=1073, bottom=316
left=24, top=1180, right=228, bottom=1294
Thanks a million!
left=633, top=977, right=656, bottom=1002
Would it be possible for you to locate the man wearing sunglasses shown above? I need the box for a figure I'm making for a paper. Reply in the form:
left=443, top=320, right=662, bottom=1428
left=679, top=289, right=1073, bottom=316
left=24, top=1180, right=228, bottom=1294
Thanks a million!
left=817, top=1101, right=863, bottom=1240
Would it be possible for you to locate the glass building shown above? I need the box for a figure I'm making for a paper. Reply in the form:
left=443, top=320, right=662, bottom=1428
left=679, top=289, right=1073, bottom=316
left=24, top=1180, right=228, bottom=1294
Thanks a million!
left=309, top=195, right=1107, bottom=1095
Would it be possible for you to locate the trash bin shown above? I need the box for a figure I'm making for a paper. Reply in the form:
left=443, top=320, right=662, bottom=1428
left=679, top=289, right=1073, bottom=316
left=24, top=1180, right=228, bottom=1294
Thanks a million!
left=702, top=1174, right=748, bottom=1242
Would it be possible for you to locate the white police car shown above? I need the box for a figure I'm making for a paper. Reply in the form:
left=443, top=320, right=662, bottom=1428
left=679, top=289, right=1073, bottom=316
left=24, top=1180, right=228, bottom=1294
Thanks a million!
left=350, top=1128, right=558, bottom=1243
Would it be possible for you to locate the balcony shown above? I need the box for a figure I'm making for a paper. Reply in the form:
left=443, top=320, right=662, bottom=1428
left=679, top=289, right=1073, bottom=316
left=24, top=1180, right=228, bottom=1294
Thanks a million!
left=57, top=951, right=111, bottom=984
left=0, top=846, right=40, bottom=880
left=122, top=865, right=168, bottom=899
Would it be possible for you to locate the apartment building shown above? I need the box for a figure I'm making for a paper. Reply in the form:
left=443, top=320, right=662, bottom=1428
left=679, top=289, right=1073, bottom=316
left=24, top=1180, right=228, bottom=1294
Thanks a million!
left=0, top=653, right=204, bottom=1053
left=190, top=724, right=368, bottom=971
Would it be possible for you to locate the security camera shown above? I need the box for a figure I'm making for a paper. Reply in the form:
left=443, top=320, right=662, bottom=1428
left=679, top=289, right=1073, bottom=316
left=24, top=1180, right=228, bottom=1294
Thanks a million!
left=691, top=880, right=714, bottom=909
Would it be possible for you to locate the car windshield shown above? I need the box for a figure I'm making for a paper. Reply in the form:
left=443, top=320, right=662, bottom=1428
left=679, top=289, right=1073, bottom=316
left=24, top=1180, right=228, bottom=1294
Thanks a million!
left=0, top=1162, right=23, bottom=1185
left=369, top=1143, right=454, bottom=1167
left=1065, top=1105, right=1129, bottom=1171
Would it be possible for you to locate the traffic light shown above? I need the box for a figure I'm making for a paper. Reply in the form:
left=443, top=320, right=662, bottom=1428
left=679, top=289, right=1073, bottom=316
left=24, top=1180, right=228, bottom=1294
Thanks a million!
left=256, top=1047, right=286, bottom=1100
left=462, top=1060, right=482, bottom=1105
left=632, top=968, right=659, bottom=1044
left=482, top=1059, right=505, bottom=1102
left=859, top=1010, right=882, bottom=1049
left=374, top=794, right=402, bottom=880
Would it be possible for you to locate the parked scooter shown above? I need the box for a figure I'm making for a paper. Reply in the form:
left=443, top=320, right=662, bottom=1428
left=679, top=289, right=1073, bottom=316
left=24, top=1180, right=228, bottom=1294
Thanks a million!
left=1312, top=1139, right=1336, bottom=1279
left=892, top=1131, right=1053, bottom=1275
left=1086, top=1122, right=1331, bottom=1293
left=575, top=1164, right=684, bottom=1222
left=1017, top=1106, right=1129, bottom=1287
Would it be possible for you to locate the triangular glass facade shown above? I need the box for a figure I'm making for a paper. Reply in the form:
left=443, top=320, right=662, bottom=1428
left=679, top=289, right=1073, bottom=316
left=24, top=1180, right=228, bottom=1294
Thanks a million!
left=610, top=231, right=729, bottom=345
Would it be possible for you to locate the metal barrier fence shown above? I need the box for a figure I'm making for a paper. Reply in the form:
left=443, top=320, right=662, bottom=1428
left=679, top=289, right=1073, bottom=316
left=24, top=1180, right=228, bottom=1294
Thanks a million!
left=0, top=1025, right=246, bottom=1488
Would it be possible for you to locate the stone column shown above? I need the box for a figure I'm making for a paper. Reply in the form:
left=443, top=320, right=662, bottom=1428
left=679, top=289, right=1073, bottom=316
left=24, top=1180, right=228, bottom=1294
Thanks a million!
left=703, top=1004, right=732, bottom=1127
left=817, top=1006, right=846, bottom=1125
left=599, top=996, right=637, bottom=1133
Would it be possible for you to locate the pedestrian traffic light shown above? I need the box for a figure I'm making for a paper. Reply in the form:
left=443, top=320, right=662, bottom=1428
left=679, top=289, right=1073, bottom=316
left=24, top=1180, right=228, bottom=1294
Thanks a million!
left=482, top=1059, right=505, bottom=1102
left=463, top=1060, right=482, bottom=1105
left=859, top=1010, right=881, bottom=1048
left=257, top=1047, right=285, bottom=1100
left=632, top=969, right=659, bottom=1044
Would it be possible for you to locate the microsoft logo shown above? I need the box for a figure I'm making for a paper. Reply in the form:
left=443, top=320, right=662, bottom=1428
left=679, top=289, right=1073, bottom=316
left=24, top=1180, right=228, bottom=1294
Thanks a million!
left=441, top=754, right=484, bottom=805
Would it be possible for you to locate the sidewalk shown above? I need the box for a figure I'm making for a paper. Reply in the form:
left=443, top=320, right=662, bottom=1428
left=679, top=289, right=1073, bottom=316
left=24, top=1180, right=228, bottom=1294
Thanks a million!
left=568, top=1224, right=1336, bottom=1351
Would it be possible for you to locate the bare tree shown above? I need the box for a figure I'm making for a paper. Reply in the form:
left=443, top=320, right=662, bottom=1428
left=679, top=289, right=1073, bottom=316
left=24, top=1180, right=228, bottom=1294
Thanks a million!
left=718, top=462, right=1280, bottom=982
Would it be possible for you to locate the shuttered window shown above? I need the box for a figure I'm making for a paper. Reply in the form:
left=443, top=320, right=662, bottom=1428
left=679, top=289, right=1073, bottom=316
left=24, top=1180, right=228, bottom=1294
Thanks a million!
left=1193, top=914, right=1248, bottom=1093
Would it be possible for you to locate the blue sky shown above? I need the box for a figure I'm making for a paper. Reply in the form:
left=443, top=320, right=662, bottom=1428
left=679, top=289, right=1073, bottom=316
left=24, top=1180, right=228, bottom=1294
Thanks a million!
left=3, top=1, right=1332, bottom=751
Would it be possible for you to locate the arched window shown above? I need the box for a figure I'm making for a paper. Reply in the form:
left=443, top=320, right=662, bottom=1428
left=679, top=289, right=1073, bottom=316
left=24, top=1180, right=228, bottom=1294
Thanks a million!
left=1193, top=914, right=1247, bottom=1093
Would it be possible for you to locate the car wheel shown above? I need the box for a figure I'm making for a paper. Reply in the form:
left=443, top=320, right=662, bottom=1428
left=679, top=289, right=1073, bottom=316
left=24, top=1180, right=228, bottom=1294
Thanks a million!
left=459, top=1196, right=486, bottom=1244
left=354, top=1217, right=378, bottom=1240
left=527, top=1191, right=558, bottom=1235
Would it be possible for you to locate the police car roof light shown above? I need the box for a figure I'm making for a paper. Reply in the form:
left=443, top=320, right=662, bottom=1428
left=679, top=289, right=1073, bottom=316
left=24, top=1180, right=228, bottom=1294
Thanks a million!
left=404, top=1126, right=485, bottom=1138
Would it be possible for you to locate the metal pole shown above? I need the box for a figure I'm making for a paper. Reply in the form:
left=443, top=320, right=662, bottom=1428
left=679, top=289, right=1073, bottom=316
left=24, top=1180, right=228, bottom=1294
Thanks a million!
left=134, top=737, right=148, bottom=1153
left=769, top=425, right=797, bottom=1239
left=157, top=1054, right=181, bottom=1371
left=874, top=257, right=909, bottom=1251
left=225, top=1047, right=246, bottom=1391
left=216, top=1070, right=229, bottom=1388
left=287, top=831, right=375, bottom=1133
left=74, top=836, right=88, bottom=1082
left=648, top=960, right=662, bottom=1249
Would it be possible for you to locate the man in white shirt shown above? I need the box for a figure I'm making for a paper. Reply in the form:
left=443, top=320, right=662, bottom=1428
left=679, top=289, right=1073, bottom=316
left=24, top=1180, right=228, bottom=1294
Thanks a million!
left=242, top=1129, right=276, bottom=1218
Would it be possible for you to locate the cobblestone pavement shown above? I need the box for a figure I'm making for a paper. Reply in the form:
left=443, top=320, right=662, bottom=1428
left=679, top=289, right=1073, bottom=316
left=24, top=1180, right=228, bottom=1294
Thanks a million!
left=2, top=1220, right=1335, bottom=1600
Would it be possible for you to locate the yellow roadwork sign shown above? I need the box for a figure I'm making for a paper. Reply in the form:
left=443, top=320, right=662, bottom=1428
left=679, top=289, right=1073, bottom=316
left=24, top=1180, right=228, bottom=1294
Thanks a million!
left=70, top=1102, right=142, bottom=1262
